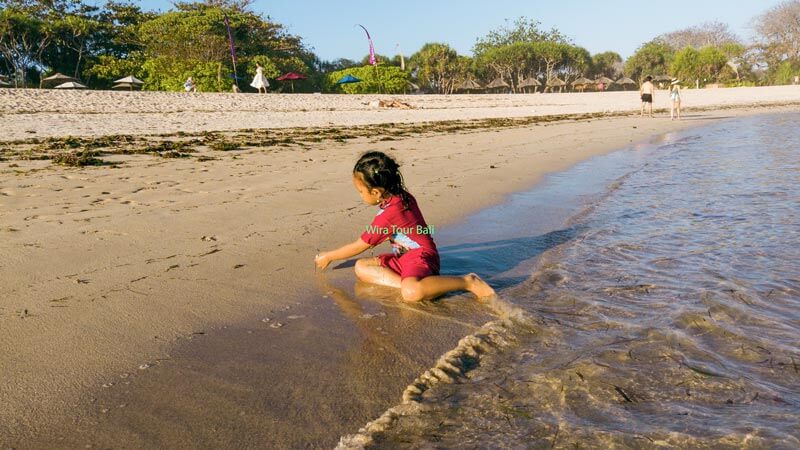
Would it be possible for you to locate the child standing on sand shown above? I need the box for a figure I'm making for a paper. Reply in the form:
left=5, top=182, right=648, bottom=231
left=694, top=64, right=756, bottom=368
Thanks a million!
left=314, top=151, right=495, bottom=302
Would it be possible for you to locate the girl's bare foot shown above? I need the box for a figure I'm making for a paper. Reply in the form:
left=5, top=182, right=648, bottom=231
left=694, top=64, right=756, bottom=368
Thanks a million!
left=465, top=273, right=495, bottom=298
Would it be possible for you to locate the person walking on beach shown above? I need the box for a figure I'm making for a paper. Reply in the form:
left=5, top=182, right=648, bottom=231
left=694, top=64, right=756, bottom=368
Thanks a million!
left=669, top=79, right=682, bottom=120
left=314, top=151, right=495, bottom=302
left=250, top=63, right=269, bottom=93
left=640, top=75, right=654, bottom=117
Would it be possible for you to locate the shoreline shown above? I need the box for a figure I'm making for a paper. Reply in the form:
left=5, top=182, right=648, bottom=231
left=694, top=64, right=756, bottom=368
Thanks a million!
left=0, top=103, right=795, bottom=446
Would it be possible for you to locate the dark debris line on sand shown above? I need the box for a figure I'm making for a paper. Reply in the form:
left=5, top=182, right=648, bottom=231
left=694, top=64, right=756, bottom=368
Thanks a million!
left=3, top=100, right=798, bottom=169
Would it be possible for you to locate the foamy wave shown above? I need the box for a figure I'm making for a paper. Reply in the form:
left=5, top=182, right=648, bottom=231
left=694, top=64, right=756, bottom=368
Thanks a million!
left=336, top=295, right=533, bottom=449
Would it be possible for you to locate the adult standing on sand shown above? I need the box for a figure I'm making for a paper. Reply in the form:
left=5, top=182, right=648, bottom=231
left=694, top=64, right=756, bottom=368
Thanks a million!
left=670, top=79, right=682, bottom=120
left=250, top=63, right=269, bottom=93
left=640, top=75, right=654, bottom=118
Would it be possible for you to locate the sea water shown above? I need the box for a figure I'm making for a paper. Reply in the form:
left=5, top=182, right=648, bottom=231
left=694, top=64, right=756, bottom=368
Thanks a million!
left=346, top=113, right=800, bottom=448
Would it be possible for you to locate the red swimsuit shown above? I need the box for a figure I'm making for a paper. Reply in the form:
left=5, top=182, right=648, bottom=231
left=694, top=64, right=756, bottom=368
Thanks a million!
left=359, top=193, right=440, bottom=280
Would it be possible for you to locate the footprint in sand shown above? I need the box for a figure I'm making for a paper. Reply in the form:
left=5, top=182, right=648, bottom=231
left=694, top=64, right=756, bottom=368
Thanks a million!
left=270, top=322, right=284, bottom=328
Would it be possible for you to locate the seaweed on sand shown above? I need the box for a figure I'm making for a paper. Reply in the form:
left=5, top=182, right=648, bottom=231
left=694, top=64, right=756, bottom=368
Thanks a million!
left=51, top=150, right=106, bottom=167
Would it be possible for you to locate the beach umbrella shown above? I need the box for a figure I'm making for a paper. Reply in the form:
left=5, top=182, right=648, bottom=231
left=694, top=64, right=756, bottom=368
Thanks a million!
left=112, top=82, right=141, bottom=91
left=519, top=77, right=542, bottom=87
left=571, top=76, right=595, bottom=92
left=571, top=77, right=594, bottom=86
left=486, top=77, right=509, bottom=93
left=54, top=81, right=87, bottom=89
left=42, top=72, right=78, bottom=86
left=614, top=77, right=637, bottom=91
left=336, top=74, right=362, bottom=84
left=518, top=77, right=541, bottom=93
left=0, top=79, right=11, bottom=88
left=546, top=77, right=566, bottom=93
left=653, top=75, right=672, bottom=82
left=595, top=76, right=614, bottom=85
left=457, top=79, right=484, bottom=91
left=276, top=72, right=307, bottom=93
left=114, top=75, right=144, bottom=85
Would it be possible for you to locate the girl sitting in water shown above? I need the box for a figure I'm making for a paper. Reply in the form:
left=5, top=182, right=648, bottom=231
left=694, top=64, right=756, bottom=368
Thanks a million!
left=314, top=151, right=495, bottom=302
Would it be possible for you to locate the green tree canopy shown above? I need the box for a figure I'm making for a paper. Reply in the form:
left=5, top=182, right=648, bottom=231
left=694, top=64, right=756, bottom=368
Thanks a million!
left=324, top=65, right=410, bottom=94
left=591, top=51, right=623, bottom=78
left=409, top=43, right=464, bottom=94
left=624, top=40, right=674, bottom=82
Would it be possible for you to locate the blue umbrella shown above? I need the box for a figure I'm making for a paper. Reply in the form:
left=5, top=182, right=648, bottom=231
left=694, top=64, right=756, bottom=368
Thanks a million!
left=336, top=74, right=361, bottom=84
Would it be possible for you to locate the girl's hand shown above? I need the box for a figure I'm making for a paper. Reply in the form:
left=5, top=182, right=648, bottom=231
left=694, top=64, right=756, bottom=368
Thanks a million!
left=315, top=252, right=332, bottom=270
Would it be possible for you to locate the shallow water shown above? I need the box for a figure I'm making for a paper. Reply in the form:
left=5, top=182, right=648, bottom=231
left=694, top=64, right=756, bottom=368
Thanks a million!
left=365, top=113, right=800, bottom=448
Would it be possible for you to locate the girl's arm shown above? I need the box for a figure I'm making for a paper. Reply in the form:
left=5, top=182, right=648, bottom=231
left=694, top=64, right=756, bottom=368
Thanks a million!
left=315, top=238, right=372, bottom=270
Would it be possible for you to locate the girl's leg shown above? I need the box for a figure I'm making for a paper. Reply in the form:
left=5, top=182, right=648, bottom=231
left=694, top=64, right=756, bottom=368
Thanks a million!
left=400, top=274, right=495, bottom=302
left=671, top=103, right=675, bottom=120
left=677, top=101, right=681, bottom=119
left=354, top=257, right=401, bottom=288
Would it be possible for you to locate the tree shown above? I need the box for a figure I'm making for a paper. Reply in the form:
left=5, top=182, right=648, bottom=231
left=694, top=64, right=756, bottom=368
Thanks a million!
left=591, top=51, right=623, bottom=78
left=473, top=16, right=569, bottom=57
left=0, top=1, right=59, bottom=86
left=409, top=43, right=461, bottom=94
left=657, top=21, right=741, bottom=50
left=671, top=46, right=701, bottom=83
left=324, top=65, right=409, bottom=94
left=624, top=40, right=674, bottom=81
left=753, top=0, right=800, bottom=83
left=135, top=2, right=314, bottom=92
left=754, top=0, right=800, bottom=61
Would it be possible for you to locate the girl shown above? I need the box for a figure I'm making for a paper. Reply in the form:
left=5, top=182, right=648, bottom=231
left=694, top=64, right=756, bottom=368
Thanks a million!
left=314, top=151, right=495, bottom=302
left=250, top=63, right=269, bottom=94
left=670, top=79, right=681, bottom=120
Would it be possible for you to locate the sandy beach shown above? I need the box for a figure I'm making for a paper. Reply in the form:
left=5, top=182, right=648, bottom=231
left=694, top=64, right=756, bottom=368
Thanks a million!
left=1, top=87, right=799, bottom=447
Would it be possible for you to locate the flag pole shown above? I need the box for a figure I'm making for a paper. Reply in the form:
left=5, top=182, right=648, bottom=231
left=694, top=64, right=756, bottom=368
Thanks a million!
left=224, top=14, right=239, bottom=90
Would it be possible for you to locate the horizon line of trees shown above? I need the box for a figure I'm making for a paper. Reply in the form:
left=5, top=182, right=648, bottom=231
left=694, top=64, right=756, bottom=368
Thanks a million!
left=1, top=0, right=798, bottom=93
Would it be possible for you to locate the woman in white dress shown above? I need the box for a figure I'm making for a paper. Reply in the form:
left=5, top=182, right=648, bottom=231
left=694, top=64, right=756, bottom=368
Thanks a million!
left=250, top=64, right=269, bottom=93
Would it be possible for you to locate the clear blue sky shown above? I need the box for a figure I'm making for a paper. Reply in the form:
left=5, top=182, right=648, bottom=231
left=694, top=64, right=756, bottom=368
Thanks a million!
left=131, top=0, right=782, bottom=61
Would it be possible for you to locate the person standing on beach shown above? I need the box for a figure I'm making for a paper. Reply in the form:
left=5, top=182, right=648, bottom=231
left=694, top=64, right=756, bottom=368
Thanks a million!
left=640, top=75, right=654, bottom=117
left=183, top=76, right=196, bottom=92
left=669, top=79, right=682, bottom=120
left=250, top=64, right=269, bottom=94
left=314, top=151, right=495, bottom=302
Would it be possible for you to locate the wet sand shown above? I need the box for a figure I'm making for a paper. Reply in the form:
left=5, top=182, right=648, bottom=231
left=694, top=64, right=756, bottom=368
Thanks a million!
left=1, top=89, right=799, bottom=447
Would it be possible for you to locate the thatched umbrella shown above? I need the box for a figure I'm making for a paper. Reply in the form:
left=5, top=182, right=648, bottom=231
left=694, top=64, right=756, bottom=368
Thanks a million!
left=54, top=81, right=87, bottom=89
left=486, top=77, right=510, bottom=92
left=595, top=76, right=614, bottom=85
left=614, top=77, right=637, bottom=91
left=112, top=82, right=142, bottom=90
left=571, top=76, right=594, bottom=92
left=518, top=77, right=541, bottom=93
left=571, top=77, right=594, bottom=86
left=458, top=79, right=484, bottom=92
left=653, top=75, right=671, bottom=82
left=0, top=79, right=11, bottom=88
left=42, top=72, right=78, bottom=87
left=114, top=75, right=144, bottom=85
left=546, top=77, right=566, bottom=93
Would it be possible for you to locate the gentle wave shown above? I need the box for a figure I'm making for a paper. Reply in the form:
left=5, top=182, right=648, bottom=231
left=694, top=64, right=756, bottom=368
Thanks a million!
left=339, top=113, right=800, bottom=448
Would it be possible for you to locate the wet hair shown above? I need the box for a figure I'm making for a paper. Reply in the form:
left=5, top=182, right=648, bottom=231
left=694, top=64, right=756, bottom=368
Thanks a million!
left=645, top=75, right=653, bottom=82
left=353, top=151, right=409, bottom=206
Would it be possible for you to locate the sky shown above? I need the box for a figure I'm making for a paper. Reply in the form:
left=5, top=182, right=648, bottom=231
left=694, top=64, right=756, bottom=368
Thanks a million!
left=132, top=0, right=784, bottom=61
